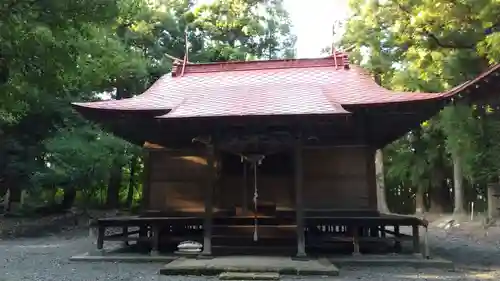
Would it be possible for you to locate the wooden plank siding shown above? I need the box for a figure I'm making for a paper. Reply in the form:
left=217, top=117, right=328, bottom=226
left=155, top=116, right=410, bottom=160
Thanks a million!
left=147, top=149, right=211, bottom=213
left=302, top=146, right=376, bottom=210
left=144, top=146, right=377, bottom=213
left=218, top=176, right=294, bottom=210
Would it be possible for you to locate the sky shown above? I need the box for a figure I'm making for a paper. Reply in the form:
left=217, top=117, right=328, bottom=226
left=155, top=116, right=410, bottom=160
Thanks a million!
left=283, top=0, right=350, bottom=58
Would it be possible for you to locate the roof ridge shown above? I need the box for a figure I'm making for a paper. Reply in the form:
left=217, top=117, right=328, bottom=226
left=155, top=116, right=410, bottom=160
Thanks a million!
left=171, top=53, right=350, bottom=77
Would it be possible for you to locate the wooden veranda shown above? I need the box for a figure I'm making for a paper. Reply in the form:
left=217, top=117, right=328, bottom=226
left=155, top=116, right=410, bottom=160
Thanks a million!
left=93, top=210, right=428, bottom=257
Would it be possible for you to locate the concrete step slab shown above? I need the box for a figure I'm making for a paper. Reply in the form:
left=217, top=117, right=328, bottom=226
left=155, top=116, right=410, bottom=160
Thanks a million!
left=160, top=256, right=339, bottom=276
left=219, top=272, right=280, bottom=280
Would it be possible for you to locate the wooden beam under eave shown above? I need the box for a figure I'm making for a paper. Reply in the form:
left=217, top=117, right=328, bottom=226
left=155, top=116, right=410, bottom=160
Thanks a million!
left=143, top=141, right=165, bottom=149
left=369, top=101, right=447, bottom=147
left=368, top=118, right=422, bottom=148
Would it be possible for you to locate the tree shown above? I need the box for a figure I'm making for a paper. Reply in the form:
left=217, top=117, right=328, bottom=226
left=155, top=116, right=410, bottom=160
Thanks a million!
left=375, top=149, right=390, bottom=213
left=0, top=0, right=152, bottom=211
left=341, top=0, right=500, bottom=215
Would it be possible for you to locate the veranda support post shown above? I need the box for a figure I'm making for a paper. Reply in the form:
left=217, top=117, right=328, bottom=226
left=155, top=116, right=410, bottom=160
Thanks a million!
left=294, top=135, right=306, bottom=259
left=201, top=144, right=215, bottom=257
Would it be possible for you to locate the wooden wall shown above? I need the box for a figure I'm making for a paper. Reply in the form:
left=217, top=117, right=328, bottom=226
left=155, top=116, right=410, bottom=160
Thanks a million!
left=302, top=146, right=377, bottom=210
left=147, top=149, right=211, bottom=213
left=217, top=175, right=294, bottom=211
left=144, top=146, right=377, bottom=213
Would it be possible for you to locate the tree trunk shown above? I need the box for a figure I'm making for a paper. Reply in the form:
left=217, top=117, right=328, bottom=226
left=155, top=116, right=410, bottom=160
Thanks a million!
left=20, top=190, right=28, bottom=207
left=487, top=182, right=500, bottom=220
left=61, top=187, right=76, bottom=210
left=0, top=180, right=6, bottom=198
left=47, top=188, right=58, bottom=205
left=106, top=164, right=122, bottom=209
left=429, top=165, right=451, bottom=214
left=2, top=188, right=10, bottom=211
left=5, top=185, right=22, bottom=212
left=452, top=153, right=466, bottom=216
left=415, top=184, right=425, bottom=215
left=375, top=149, right=390, bottom=213
left=429, top=184, right=451, bottom=213
left=126, top=156, right=138, bottom=209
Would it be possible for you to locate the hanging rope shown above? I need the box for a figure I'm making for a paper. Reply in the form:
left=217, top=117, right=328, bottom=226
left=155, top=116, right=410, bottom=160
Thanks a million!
left=240, top=154, right=265, bottom=242
left=253, top=161, right=258, bottom=241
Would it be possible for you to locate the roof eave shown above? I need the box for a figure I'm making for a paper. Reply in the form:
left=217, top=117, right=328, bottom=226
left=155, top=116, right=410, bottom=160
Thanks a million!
left=443, top=63, right=500, bottom=104
left=71, top=102, right=171, bottom=117
left=154, top=111, right=353, bottom=121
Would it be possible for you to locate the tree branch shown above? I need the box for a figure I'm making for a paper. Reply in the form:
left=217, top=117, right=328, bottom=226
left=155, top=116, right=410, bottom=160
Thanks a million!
left=396, top=2, right=477, bottom=50
left=164, top=53, right=191, bottom=64
left=422, top=30, right=475, bottom=49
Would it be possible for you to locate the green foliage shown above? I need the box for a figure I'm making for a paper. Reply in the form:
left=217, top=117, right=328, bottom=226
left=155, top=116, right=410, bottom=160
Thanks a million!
left=35, top=126, right=132, bottom=188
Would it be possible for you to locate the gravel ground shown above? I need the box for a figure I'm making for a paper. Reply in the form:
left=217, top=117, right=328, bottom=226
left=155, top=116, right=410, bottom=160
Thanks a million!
left=1, top=224, right=500, bottom=281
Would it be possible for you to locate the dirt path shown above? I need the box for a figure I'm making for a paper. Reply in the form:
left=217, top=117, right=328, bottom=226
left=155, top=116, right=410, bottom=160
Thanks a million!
left=0, top=225, right=499, bottom=280
left=428, top=221, right=500, bottom=270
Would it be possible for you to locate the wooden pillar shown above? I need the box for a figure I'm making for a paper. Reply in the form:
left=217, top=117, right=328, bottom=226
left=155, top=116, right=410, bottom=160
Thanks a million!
left=141, top=149, right=151, bottom=211
left=201, top=145, right=215, bottom=257
left=150, top=224, right=160, bottom=256
left=122, top=226, right=129, bottom=247
left=423, top=226, right=430, bottom=259
left=380, top=225, right=386, bottom=237
left=138, top=226, right=148, bottom=250
left=140, top=149, right=152, bottom=246
left=294, top=136, right=307, bottom=258
left=412, top=224, right=420, bottom=253
left=394, top=225, right=402, bottom=253
left=352, top=226, right=360, bottom=255
left=242, top=162, right=248, bottom=215
left=97, top=226, right=105, bottom=250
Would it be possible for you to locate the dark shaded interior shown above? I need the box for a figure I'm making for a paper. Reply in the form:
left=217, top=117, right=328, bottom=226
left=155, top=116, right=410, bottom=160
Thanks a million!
left=220, top=151, right=293, bottom=176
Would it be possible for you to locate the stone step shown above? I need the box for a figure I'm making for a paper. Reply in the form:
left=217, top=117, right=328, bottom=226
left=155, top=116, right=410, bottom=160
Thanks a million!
left=219, top=272, right=280, bottom=280
left=160, top=256, right=340, bottom=276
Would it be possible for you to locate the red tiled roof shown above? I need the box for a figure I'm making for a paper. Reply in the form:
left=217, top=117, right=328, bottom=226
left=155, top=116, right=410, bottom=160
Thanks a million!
left=72, top=53, right=452, bottom=118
